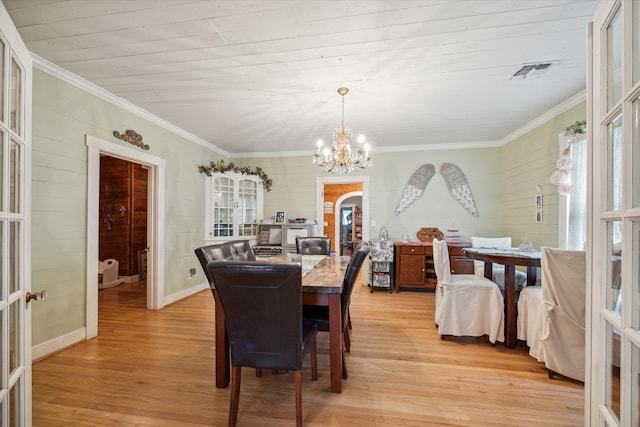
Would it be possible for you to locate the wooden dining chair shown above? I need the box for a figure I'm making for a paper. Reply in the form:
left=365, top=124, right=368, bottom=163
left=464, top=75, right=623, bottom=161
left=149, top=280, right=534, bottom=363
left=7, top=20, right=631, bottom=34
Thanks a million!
left=296, top=236, right=331, bottom=255
left=433, top=238, right=505, bottom=344
left=207, top=261, right=318, bottom=427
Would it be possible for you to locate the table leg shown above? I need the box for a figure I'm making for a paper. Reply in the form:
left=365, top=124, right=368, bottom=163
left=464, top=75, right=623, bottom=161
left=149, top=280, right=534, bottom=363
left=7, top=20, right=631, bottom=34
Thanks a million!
left=503, top=265, right=517, bottom=348
left=483, top=262, right=494, bottom=280
left=328, top=293, right=342, bottom=393
left=526, top=266, right=537, bottom=287
left=214, top=294, right=230, bottom=388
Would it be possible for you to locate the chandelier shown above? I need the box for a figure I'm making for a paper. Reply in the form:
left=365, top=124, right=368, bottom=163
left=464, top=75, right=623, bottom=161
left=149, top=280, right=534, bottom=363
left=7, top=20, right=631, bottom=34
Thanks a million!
left=312, top=87, right=372, bottom=174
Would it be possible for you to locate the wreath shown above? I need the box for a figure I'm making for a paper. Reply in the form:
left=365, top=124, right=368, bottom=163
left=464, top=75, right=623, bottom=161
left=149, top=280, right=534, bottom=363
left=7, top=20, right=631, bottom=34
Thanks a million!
left=198, top=160, right=273, bottom=191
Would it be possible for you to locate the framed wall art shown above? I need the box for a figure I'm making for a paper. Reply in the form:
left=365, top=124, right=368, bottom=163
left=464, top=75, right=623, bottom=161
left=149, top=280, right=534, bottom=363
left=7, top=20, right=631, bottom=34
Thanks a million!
left=535, top=194, right=543, bottom=208
left=535, top=209, right=543, bottom=224
left=275, top=210, right=286, bottom=223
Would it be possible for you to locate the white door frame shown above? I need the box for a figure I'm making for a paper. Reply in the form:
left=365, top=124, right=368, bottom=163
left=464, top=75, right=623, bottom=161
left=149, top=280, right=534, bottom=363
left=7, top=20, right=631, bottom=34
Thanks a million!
left=86, top=135, right=165, bottom=339
left=316, top=176, right=370, bottom=247
left=334, top=194, right=361, bottom=253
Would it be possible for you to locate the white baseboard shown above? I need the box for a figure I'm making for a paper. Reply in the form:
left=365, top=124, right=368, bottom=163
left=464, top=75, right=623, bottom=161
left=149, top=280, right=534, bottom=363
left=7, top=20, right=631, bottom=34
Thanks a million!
left=32, top=327, right=87, bottom=361
left=163, top=281, right=210, bottom=306
left=32, top=281, right=210, bottom=361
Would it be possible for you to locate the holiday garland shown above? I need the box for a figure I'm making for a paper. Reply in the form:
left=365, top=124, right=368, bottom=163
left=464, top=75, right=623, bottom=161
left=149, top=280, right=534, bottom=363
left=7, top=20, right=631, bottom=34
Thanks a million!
left=198, top=160, right=273, bottom=191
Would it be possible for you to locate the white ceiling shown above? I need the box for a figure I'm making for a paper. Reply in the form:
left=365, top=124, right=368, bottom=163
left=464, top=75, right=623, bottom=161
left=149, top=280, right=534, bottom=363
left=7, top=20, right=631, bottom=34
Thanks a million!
left=3, top=0, right=599, bottom=156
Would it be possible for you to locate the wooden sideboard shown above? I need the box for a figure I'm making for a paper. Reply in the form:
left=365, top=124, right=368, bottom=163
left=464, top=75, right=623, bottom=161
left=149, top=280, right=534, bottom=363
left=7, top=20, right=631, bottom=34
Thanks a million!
left=394, top=242, right=473, bottom=291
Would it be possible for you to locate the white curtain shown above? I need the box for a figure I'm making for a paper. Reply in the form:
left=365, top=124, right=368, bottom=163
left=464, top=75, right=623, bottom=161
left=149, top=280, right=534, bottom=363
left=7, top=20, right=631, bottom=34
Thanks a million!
left=566, top=134, right=587, bottom=250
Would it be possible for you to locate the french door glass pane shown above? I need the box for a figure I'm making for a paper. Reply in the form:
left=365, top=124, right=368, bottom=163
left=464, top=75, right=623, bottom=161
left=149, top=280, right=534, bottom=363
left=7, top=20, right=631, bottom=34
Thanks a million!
left=607, top=7, right=622, bottom=110
left=9, top=300, right=18, bottom=373
left=634, top=97, right=640, bottom=208
left=9, top=58, right=20, bottom=135
left=608, top=115, right=623, bottom=211
left=634, top=0, right=640, bottom=86
left=608, top=220, right=623, bottom=313
left=0, top=130, right=4, bottom=211
left=9, top=139, right=20, bottom=214
left=608, top=323, right=622, bottom=422
left=634, top=346, right=640, bottom=427
left=0, top=39, right=4, bottom=122
left=9, top=378, right=20, bottom=426
left=634, top=220, right=640, bottom=330
left=9, top=221, right=19, bottom=294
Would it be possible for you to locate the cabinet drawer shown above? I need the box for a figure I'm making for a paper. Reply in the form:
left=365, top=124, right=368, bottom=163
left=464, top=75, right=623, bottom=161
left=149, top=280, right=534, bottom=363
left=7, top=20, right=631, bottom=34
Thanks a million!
left=398, top=246, right=426, bottom=255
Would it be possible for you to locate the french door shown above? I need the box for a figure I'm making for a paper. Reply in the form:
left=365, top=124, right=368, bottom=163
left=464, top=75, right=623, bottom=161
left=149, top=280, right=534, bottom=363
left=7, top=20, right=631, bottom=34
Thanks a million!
left=588, top=0, right=640, bottom=425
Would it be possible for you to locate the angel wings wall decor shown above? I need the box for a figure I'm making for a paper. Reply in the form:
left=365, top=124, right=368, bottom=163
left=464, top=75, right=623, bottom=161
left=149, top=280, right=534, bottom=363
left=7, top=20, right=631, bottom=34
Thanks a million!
left=394, top=162, right=479, bottom=217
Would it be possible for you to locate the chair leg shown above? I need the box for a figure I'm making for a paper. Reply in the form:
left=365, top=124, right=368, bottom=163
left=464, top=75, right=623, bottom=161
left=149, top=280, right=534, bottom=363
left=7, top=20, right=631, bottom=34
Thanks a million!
left=342, top=350, right=348, bottom=379
left=255, top=368, right=262, bottom=377
left=229, top=366, right=241, bottom=427
left=348, top=307, right=352, bottom=329
left=344, top=327, right=351, bottom=352
left=295, top=370, right=303, bottom=427
left=310, top=335, right=318, bottom=381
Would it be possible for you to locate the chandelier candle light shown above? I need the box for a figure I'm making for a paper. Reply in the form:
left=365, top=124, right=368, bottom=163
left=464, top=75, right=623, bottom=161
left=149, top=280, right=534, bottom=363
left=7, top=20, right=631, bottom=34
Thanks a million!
left=312, top=87, right=372, bottom=174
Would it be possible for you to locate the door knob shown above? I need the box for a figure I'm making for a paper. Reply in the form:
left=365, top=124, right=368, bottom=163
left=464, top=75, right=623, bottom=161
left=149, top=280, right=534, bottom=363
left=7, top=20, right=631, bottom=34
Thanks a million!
left=26, top=290, right=48, bottom=303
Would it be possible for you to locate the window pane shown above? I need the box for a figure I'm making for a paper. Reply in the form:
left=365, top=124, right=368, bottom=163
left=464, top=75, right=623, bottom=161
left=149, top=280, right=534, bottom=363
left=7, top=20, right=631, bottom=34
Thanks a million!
left=608, top=220, right=623, bottom=313
left=9, top=139, right=20, bottom=214
left=634, top=96, right=640, bottom=208
left=9, top=221, right=19, bottom=294
left=607, top=7, right=623, bottom=110
left=608, top=115, right=623, bottom=211
left=608, top=323, right=622, bottom=422
left=9, top=58, right=20, bottom=135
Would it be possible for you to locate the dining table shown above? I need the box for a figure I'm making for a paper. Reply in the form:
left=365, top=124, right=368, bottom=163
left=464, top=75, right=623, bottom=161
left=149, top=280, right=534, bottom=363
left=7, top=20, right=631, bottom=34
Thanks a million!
left=463, top=247, right=542, bottom=348
left=212, top=254, right=349, bottom=393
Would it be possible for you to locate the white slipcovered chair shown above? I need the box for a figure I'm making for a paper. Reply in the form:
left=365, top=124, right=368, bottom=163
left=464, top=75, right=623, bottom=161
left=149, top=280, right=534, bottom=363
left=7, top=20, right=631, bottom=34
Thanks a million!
left=433, top=238, right=505, bottom=344
left=471, top=236, right=527, bottom=292
left=517, top=247, right=586, bottom=381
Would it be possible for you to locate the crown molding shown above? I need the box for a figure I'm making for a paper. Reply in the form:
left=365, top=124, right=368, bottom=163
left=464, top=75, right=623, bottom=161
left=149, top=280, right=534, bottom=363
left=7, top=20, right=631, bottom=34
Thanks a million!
left=31, top=53, right=585, bottom=159
left=31, top=53, right=230, bottom=157
left=499, top=90, right=586, bottom=146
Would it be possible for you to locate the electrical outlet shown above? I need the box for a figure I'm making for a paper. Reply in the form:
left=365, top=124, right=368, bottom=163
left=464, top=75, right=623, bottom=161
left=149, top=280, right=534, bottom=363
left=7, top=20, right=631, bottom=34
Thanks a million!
left=189, top=268, right=197, bottom=279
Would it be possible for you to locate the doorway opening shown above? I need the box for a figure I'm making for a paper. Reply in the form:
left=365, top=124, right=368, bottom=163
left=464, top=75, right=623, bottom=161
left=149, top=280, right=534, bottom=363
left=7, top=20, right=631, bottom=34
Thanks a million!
left=86, top=135, right=166, bottom=339
left=316, top=176, right=370, bottom=283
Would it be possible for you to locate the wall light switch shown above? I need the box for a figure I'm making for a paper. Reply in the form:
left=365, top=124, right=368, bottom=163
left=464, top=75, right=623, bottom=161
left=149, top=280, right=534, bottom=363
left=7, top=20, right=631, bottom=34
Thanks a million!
left=371, top=220, right=376, bottom=227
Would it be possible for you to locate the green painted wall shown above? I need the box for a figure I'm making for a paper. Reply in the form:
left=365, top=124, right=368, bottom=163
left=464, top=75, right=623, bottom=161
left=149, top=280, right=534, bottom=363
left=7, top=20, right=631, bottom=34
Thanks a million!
left=31, top=69, right=222, bottom=346
left=500, top=102, right=586, bottom=249
left=237, top=147, right=504, bottom=242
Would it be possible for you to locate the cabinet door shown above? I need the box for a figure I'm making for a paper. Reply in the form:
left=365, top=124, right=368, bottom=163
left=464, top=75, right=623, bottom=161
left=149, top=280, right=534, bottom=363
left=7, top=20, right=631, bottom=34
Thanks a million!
left=450, top=256, right=474, bottom=274
left=212, top=175, right=235, bottom=237
left=237, top=178, right=258, bottom=237
left=207, top=173, right=263, bottom=241
left=398, top=255, right=426, bottom=286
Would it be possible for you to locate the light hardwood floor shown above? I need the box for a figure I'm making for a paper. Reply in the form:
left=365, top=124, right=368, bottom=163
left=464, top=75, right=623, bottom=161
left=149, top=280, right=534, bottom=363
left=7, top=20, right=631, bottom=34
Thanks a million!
left=32, top=280, right=584, bottom=426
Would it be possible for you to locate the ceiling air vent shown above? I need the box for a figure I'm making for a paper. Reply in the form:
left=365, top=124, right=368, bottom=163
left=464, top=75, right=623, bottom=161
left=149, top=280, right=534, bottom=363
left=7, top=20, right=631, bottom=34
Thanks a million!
left=511, top=62, right=552, bottom=80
